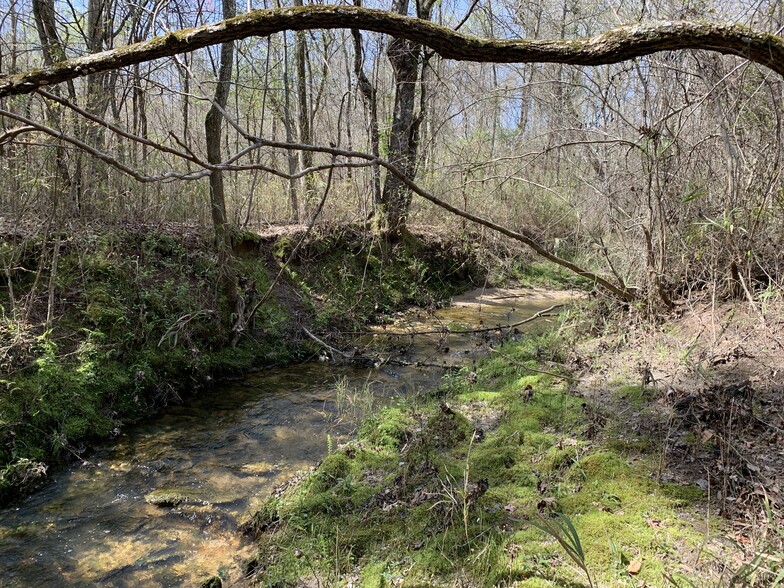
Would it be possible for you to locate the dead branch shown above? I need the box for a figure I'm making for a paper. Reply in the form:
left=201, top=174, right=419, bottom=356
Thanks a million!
left=340, top=303, right=564, bottom=336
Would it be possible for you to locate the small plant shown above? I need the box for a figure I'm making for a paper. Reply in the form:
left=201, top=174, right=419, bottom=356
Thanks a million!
left=732, top=498, right=784, bottom=587
left=530, top=512, right=594, bottom=588
left=431, top=431, right=480, bottom=540
left=332, top=377, right=377, bottom=432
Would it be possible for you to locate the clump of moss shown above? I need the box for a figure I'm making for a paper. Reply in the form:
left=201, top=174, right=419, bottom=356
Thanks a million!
left=360, top=407, right=413, bottom=450
left=422, top=406, right=473, bottom=449
left=310, top=452, right=352, bottom=493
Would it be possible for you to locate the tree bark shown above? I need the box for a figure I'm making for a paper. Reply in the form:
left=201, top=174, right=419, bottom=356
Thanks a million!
left=377, top=0, right=426, bottom=236
left=30, top=0, right=74, bottom=213
left=2, top=7, right=782, bottom=99
left=293, top=0, right=315, bottom=220
left=205, top=0, right=242, bottom=344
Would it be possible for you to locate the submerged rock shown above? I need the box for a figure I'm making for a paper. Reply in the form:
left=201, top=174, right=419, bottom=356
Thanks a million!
left=144, top=488, right=210, bottom=507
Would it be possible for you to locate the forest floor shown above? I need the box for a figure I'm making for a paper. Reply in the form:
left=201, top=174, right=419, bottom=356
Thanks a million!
left=235, top=293, right=784, bottom=588
left=574, top=297, right=784, bottom=584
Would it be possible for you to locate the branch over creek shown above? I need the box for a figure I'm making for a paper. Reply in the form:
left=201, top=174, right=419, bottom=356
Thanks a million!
left=1, top=6, right=782, bottom=97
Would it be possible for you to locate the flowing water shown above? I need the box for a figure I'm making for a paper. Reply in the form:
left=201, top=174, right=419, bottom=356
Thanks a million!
left=0, top=288, right=578, bottom=587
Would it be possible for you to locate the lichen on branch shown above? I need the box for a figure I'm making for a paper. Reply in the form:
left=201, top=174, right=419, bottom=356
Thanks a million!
left=1, top=6, right=782, bottom=97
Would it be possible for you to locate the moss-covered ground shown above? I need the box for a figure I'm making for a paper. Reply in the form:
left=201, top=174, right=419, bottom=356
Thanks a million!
left=243, top=329, right=710, bottom=588
left=275, top=226, right=481, bottom=332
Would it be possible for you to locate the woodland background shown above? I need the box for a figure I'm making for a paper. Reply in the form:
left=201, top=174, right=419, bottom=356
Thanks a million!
left=0, top=0, right=783, bottom=304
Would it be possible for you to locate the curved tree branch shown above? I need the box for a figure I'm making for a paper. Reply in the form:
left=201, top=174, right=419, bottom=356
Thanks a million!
left=0, top=6, right=782, bottom=98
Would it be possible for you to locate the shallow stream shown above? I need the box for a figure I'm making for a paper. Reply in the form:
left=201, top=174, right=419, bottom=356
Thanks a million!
left=0, top=287, right=577, bottom=587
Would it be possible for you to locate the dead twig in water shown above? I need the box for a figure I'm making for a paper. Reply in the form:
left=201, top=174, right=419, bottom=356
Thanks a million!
left=326, top=304, right=564, bottom=337
left=302, top=327, right=459, bottom=370
left=302, top=326, right=352, bottom=360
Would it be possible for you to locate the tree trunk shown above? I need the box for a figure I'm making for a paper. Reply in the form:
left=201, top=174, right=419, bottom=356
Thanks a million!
left=378, top=0, right=434, bottom=237
left=205, top=0, right=242, bottom=344
left=30, top=0, right=73, bottom=214
left=352, top=0, right=381, bottom=212
left=293, top=0, right=315, bottom=220
left=279, top=31, right=300, bottom=222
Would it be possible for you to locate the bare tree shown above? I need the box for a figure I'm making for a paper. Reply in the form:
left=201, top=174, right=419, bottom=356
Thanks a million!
left=2, top=3, right=783, bottom=303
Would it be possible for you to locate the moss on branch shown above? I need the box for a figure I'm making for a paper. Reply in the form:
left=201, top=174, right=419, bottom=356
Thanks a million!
left=1, top=7, right=782, bottom=98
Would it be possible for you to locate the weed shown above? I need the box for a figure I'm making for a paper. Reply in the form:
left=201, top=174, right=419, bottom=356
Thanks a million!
left=529, top=512, right=595, bottom=588
left=732, top=497, right=784, bottom=587
left=430, top=431, right=482, bottom=541
left=333, top=377, right=377, bottom=432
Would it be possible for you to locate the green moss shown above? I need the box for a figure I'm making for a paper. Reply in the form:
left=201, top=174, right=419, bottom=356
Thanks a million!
left=505, top=260, right=591, bottom=290
left=360, top=562, right=388, bottom=588
left=573, top=451, right=633, bottom=482
left=309, top=452, right=352, bottom=493
left=361, top=407, right=412, bottom=450
left=245, top=329, right=707, bottom=587
left=661, top=482, right=705, bottom=504
left=614, top=384, right=655, bottom=404
left=144, top=488, right=210, bottom=507
left=452, top=389, right=500, bottom=402
left=423, top=408, right=474, bottom=449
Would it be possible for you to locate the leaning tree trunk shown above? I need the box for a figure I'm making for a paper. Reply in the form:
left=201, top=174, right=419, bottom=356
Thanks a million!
left=4, top=9, right=783, bottom=97
left=205, top=0, right=242, bottom=345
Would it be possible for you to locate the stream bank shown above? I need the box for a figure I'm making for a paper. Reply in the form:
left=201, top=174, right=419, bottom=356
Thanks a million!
left=239, top=296, right=784, bottom=588
left=0, top=224, right=484, bottom=504
left=0, top=286, right=576, bottom=586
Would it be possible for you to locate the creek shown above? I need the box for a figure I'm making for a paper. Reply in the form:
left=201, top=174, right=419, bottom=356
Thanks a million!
left=0, top=287, right=577, bottom=587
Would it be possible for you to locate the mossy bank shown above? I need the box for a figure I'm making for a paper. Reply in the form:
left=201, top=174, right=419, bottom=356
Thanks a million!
left=0, top=224, right=481, bottom=505
left=240, top=323, right=716, bottom=587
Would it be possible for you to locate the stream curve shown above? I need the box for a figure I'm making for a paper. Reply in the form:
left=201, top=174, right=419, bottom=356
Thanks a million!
left=0, top=287, right=578, bottom=587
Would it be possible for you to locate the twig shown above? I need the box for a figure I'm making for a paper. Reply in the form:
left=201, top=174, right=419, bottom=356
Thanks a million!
left=301, top=327, right=459, bottom=370
left=325, top=304, right=563, bottom=337
left=302, top=326, right=351, bottom=359
left=45, top=237, right=61, bottom=330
